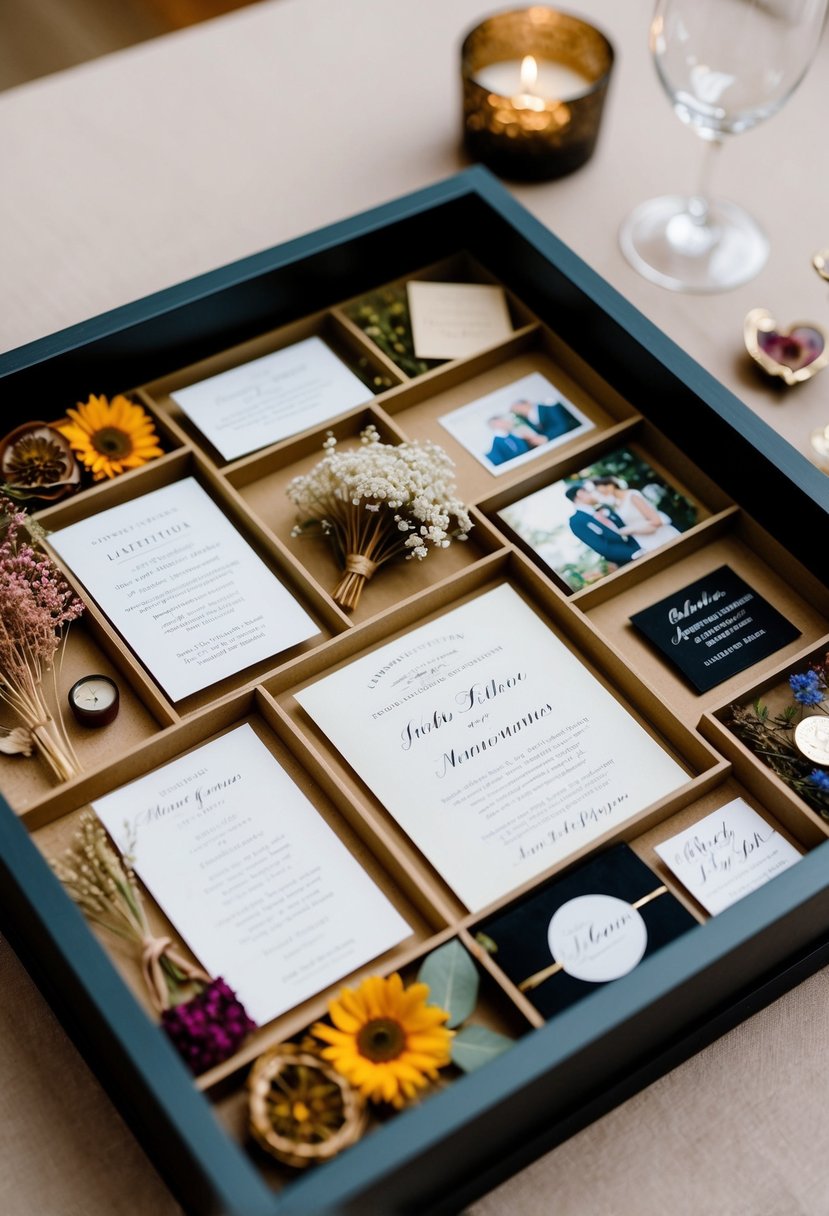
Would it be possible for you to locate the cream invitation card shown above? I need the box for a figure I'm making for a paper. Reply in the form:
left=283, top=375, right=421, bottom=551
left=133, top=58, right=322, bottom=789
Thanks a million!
left=49, top=478, right=317, bottom=701
left=296, top=585, right=687, bottom=910
left=93, top=724, right=410, bottom=1025
left=407, top=281, right=513, bottom=360
left=170, top=336, right=371, bottom=460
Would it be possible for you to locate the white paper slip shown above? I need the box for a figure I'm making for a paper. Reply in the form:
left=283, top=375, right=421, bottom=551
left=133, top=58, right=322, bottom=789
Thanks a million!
left=49, top=478, right=317, bottom=702
left=296, top=584, right=687, bottom=911
left=654, top=798, right=801, bottom=915
left=407, top=281, right=513, bottom=361
left=93, top=724, right=410, bottom=1026
left=170, top=335, right=372, bottom=461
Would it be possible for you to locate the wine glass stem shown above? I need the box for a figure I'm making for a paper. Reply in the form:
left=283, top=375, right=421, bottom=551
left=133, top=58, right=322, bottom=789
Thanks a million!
left=688, top=137, right=723, bottom=226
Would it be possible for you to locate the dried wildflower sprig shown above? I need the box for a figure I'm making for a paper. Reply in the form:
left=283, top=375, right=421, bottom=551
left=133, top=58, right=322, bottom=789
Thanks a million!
left=346, top=288, right=435, bottom=379
left=52, top=811, right=255, bottom=1073
left=0, top=496, right=84, bottom=783
left=287, top=426, right=472, bottom=611
left=727, top=656, right=829, bottom=819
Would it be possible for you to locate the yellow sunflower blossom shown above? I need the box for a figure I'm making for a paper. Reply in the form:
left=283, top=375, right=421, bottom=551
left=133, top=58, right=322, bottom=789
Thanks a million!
left=311, top=973, right=452, bottom=1109
left=58, top=394, right=164, bottom=481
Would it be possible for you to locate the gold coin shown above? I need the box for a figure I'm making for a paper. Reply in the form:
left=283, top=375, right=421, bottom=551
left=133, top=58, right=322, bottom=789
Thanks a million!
left=794, top=716, right=829, bottom=765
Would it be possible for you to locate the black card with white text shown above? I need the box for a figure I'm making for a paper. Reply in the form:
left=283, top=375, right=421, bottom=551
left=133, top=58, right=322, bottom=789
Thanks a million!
left=630, top=565, right=800, bottom=693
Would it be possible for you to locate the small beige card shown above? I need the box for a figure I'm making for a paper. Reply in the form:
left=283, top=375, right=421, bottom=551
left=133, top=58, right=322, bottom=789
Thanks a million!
left=407, top=281, right=513, bottom=360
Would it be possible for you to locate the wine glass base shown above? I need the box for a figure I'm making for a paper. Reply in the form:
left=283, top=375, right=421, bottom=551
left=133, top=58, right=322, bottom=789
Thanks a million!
left=619, top=195, right=769, bottom=293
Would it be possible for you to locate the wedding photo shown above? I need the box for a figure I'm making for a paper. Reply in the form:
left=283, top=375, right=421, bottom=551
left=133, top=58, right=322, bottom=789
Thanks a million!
left=438, top=371, right=594, bottom=475
left=498, top=446, right=698, bottom=591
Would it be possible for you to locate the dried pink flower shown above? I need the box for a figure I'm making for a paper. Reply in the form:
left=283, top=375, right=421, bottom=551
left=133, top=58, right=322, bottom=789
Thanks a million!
left=0, top=496, right=85, bottom=782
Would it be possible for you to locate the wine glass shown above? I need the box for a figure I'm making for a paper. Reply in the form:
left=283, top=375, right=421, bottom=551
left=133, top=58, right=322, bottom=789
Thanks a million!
left=620, top=0, right=828, bottom=292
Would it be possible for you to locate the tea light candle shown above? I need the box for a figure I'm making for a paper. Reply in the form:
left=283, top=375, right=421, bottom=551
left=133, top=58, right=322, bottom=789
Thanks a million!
left=461, top=9, right=614, bottom=181
left=475, top=55, right=593, bottom=103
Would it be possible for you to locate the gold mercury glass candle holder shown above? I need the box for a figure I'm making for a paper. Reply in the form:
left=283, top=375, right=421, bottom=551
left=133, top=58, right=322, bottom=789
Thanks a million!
left=461, top=7, right=614, bottom=181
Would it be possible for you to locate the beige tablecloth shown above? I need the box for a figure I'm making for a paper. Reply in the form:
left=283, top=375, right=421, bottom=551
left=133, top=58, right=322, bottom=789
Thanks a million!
left=2, top=1, right=829, bottom=1212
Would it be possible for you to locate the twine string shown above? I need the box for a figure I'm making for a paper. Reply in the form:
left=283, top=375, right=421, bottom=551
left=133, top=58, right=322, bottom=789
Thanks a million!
left=344, top=554, right=378, bottom=580
left=140, top=935, right=211, bottom=1012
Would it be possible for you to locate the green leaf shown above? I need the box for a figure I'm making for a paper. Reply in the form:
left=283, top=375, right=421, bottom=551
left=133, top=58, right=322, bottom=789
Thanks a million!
left=417, top=940, right=479, bottom=1028
left=451, top=1024, right=514, bottom=1073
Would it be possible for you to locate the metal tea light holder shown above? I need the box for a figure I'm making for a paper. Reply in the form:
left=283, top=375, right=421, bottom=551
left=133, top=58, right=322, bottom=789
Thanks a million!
left=461, top=7, right=614, bottom=181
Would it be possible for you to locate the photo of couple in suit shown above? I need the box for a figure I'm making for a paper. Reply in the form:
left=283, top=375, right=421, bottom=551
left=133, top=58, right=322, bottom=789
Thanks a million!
left=439, top=371, right=594, bottom=475
left=498, top=447, right=698, bottom=592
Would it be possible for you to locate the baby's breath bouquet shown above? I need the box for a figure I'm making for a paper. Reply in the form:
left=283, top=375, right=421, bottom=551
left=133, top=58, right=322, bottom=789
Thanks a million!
left=287, top=426, right=472, bottom=611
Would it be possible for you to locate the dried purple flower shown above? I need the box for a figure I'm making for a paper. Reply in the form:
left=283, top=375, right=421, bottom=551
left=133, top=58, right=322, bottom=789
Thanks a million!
left=161, top=978, right=256, bottom=1075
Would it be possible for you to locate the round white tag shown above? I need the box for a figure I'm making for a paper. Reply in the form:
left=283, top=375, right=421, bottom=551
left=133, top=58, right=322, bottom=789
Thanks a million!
left=547, top=893, right=648, bottom=983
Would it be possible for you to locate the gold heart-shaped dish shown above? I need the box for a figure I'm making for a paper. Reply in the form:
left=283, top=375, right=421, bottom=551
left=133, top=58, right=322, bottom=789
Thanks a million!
left=744, top=308, right=828, bottom=386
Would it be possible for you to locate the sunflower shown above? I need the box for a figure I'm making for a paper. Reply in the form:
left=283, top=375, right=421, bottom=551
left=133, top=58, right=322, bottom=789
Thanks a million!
left=58, top=394, right=164, bottom=481
left=311, top=973, right=452, bottom=1109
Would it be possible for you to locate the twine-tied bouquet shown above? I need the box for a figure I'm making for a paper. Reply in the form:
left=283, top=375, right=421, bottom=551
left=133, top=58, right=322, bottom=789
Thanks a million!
left=52, top=812, right=256, bottom=1074
left=287, top=426, right=473, bottom=611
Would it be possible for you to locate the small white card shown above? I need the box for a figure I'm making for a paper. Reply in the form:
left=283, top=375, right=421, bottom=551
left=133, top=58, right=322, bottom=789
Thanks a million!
left=49, top=478, right=317, bottom=702
left=170, top=336, right=371, bottom=461
left=93, top=724, right=410, bottom=1025
left=407, top=281, right=513, bottom=361
left=655, top=799, right=801, bottom=915
left=296, top=585, right=687, bottom=911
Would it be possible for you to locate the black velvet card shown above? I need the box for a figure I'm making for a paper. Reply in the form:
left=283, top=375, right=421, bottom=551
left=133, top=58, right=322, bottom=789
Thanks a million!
left=629, top=565, right=801, bottom=694
left=476, top=843, right=697, bottom=1020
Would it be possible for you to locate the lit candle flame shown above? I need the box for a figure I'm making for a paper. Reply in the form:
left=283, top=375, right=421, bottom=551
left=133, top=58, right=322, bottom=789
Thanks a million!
left=520, top=55, right=538, bottom=95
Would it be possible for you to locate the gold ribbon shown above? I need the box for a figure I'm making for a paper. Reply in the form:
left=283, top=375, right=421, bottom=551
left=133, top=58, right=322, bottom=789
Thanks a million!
left=518, top=885, right=669, bottom=993
left=344, top=553, right=378, bottom=580
left=140, top=935, right=211, bottom=1012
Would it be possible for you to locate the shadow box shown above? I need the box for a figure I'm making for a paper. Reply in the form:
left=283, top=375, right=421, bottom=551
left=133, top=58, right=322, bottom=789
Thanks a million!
left=2, top=167, right=829, bottom=1216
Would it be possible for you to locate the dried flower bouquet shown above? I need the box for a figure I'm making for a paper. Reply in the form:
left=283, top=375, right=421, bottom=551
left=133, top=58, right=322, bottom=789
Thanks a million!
left=0, top=497, right=84, bottom=783
left=288, top=426, right=472, bottom=611
left=52, top=812, right=256, bottom=1074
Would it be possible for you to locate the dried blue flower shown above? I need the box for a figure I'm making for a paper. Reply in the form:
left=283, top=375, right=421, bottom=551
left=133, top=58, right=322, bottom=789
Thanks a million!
left=789, top=670, right=825, bottom=706
left=808, top=768, right=829, bottom=792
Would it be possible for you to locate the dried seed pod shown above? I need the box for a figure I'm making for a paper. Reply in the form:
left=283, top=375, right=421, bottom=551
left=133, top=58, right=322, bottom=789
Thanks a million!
left=248, top=1044, right=367, bottom=1168
left=0, top=422, right=81, bottom=502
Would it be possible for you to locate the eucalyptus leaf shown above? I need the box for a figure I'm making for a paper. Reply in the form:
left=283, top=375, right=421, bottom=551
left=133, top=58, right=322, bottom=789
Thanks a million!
left=417, top=940, right=479, bottom=1028
left=451, top=1024, right=514, bottom=1073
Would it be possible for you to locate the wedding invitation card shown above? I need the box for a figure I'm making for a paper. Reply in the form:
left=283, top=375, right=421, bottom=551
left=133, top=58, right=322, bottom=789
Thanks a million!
left=654, top=799, right=801, bottom=915
left=169, top=336, right=371, bottom=461
left=93, top=724, right=410, bottom=1025
left=295, top=584, right=688, bottom=910
left=407, top=281, right=513, bottom=360
left=49, top=478, right=317, bottom=701
left=630, top=566, right=801, bottom=693
left=439, top=371, right=593, bottom=477
left=476, top=844, right=696, bottom=1020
